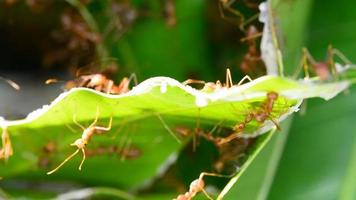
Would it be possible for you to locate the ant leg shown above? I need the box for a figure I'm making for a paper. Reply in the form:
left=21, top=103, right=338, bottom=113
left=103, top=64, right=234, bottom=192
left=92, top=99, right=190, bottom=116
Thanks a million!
left=118, top=73, right=138, bottom=94
left=120, top=138, right=132, bottom=162
left=220, top=0, right=246, bottom=30
left=197, top=172, right=232, bottom=200
left=128, top=73, right=138, bottom=86
left=156, top=114, right=181, bottom=143
left=65, top=124, right=77, bottom=133
left=327, top=45, right=338, bottom=79
left=106, top=80, right=114, bottom=94
left=294, top=48, right=315, bottom=79
left=302, top=48, right=315, bottom=79
left=94, top=117, right=113, bottom=132
left=89, top=107, right=100, bottom=127
left=331, top=47, right=353, bottom=65
left=117, top=129, right=129, bottom=158
left=218, top=1, right=245, bottom=30
left=196, top=120, right=224, bottom=143
left=226, top=68, right=233, bottom=88
left=209, top=120, right=224, bottom=135
left=73, top=114, right=86, bottom=131
left=237, top=75, right=253, bottom=86
left=216, top=131, right=241, bottom=146
left=240, top=13, right=259, bottom=29
left=269, top=117, right=281, bottom=130
left=240, top=31, right=262, bottom=42
left=78, top=148, right=86, bottom=170
left=47, top=149, right=80, bottom=175
left=330, top=47, right=356, bottom=73
left=182, top=79, right=206, bottom=86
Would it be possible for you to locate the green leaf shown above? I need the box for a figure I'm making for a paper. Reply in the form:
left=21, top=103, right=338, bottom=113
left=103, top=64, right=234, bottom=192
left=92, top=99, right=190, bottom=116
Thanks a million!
left=0, top=75, right=348, bottom=198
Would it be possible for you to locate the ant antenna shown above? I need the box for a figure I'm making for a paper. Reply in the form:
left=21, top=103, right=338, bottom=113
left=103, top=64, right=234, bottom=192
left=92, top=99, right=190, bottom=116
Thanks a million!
left=47, top=149, right=80, bottom=175
left=78, top=148, right=86, bottom=170
left=156, top=114, right=181, bottom=143
left=237, top=75, right=253, bottom=86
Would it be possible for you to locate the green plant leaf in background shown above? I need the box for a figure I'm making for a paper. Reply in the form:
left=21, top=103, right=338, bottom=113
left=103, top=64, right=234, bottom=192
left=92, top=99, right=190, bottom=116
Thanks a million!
left=222, top=0, right=356, bottom=199
left=269, top=0, right=356, bottom=199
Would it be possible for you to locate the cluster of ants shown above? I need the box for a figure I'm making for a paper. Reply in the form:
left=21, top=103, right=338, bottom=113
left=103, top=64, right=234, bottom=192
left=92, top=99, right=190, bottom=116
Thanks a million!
left=0, top=42, right=352, bottom=198
left=1, top=1, right=354, bottom=199
left=173, top=90, right=281, bottom=200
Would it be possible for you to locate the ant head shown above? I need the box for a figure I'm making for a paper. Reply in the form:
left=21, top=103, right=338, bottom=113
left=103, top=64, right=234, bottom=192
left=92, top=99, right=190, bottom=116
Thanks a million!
left=267, top=92, right=278, bottom=100
left=189, top=178, right=205, bottom=193
left=71, top=139, right=86, bottom=149
left=234, top=123, right=245, bottom=131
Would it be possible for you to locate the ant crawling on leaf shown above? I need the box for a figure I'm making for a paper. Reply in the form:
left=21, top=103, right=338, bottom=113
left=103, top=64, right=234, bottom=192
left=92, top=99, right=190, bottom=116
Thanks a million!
left=47, top=108, right=112, bottom=174
left=197, top=91, right=279, bottom=146
left=216, top=91, right=280, bottom=145
left=66, top=73, right=136, bottom=94
left=295, top=45, right=354, bottom=81
left=46, top=66, right=137, bottom=94
left=183, top=68, right=232, bottom=90
left=183, top=68, right=252, bottom=91
left=174, top=172, right=232, bottom=200
left=240, top=25, right=265, bottom=76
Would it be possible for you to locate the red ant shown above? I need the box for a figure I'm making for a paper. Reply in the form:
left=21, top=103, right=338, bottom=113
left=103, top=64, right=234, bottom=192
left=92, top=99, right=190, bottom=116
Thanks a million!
left=47, top=108, right=112, bottom=174
left=174, top=172, right=231, bottom=200
left=296, top=45, right=353, bottom=80
left=0, top=126, right=13, bottom=162
left=46, top=71, right=137, bottom=95
left=240, top=25, right=265, bottom=76
left=182, top=68, right=232, bottom=91
left=197, top=92, right=279, bottom=146
left=183, top=68, right=252, bottom=91
left=66, top=73, right=136, bottom=94
left=218, top=0, right=260, bottom=31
